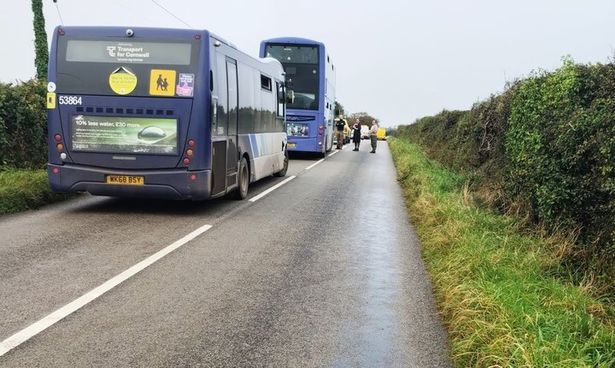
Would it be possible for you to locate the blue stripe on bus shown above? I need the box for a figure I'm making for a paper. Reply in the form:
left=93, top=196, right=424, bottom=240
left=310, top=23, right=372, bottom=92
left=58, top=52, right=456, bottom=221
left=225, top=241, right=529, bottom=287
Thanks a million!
left=250, top=134, right=258, bottom=157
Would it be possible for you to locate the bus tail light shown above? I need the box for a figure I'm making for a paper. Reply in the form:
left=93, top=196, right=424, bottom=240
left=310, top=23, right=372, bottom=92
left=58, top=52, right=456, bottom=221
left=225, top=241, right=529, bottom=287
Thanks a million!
left=52, top=167, right=60, bottom=174
left=54, top=133, right=62, bottom=142
left=189, top=174, right=197, bottom=181
left=56, top=143, right=64, bottom=152
left=185, top=140, right=195, bottom=165
left=318, top=125, right=325, bottom=135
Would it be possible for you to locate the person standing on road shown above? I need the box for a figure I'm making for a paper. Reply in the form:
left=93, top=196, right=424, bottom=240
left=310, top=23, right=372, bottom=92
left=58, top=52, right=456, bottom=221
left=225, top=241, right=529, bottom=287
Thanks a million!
left=335, top=116, right=346, bottom=149
left=369, top=120, right=379, bottom=153
left=352, top=119, right=361, bottom=151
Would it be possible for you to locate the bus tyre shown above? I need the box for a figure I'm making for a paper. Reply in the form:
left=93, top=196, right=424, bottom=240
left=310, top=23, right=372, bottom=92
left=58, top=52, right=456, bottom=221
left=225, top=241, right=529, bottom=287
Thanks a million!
left=234, top=157, right=249, bottom=200
left=274, top=149, right=288, bottom=177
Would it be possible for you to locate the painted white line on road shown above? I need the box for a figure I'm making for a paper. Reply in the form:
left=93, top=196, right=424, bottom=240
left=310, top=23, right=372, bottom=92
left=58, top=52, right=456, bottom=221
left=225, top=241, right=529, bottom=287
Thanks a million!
left=0, top=224, right=213, bottom=357
left=305, top=159, right=325, bottom=171
left=328, top=150, right=339, bottom=157
left=249, top=175, right=296, bottom=202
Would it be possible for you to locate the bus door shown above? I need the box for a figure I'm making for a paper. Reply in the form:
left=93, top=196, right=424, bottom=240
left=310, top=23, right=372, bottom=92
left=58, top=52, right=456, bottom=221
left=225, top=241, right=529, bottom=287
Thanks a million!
left=212, top=54, right=228, bottom=196
left=226, top=58, right=239, bottom=186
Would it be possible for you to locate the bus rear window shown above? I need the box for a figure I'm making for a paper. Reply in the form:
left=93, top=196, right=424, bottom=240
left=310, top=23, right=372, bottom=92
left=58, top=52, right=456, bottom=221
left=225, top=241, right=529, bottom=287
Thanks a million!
left=66, top=40, right=192, bottom=65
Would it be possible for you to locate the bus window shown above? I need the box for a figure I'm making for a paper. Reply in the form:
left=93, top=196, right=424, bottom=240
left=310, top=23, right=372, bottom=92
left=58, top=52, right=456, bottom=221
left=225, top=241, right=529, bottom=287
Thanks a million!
left=276, top=82, right=284, bottom=118
left=214, top=53, right=228, bottom=136
left=226, top=59, right=238, bottom=137
left=57, top=37, right=199, bottom=96
left=261, top=75, right=272, bottom=91
left=265, top=44, right=319, bottom=110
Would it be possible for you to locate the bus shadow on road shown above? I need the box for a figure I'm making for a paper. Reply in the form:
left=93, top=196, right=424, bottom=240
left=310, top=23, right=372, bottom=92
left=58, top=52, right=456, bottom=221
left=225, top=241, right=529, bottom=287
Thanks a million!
left=68, top=196, right=233, bottom=217
left=289, top=152, right=325, bottom=161
left=66, top=175, right=290, bottom=217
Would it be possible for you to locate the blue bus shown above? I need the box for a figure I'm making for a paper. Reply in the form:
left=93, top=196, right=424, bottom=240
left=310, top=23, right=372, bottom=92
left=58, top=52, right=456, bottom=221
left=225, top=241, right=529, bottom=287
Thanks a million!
left=47, top=26, right=288, bottom=200
left=259, top=37, right=336, bottom=156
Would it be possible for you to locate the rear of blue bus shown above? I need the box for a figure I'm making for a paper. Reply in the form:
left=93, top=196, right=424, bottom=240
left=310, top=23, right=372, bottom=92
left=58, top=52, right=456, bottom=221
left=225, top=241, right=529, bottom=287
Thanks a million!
left=47, top=26, right=212, bottom=200
left=260, top=39, right=326, bottom=154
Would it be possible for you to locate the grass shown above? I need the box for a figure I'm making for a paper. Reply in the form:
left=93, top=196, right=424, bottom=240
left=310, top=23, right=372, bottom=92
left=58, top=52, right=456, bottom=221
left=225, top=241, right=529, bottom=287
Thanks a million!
left=389, top=138, right=615, bottom=367
left=0, top=169, right=71, bottom=215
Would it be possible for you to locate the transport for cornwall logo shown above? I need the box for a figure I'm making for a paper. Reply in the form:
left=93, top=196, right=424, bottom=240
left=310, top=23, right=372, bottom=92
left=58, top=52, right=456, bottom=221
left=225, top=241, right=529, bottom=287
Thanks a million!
left=106, top=46, right=117, bottom=57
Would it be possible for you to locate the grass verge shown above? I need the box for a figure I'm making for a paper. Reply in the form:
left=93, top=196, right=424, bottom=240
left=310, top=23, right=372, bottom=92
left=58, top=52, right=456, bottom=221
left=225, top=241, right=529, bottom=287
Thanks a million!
left=389, top=138, right=615, bottom=367
left=0, top=169, right=71, bottom=215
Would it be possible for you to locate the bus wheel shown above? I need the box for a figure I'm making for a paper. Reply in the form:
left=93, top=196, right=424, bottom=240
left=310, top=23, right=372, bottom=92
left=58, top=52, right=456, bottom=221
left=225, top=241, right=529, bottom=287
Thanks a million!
left=234, top=157, right=249, bottom=200
left=274, top=150, right=288, bottom=177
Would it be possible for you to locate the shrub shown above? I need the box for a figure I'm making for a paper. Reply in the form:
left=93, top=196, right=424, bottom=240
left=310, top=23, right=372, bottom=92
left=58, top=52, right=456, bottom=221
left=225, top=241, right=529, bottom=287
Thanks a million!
left=395, top=59, right=615, bottom=293
left=506, top=60, right=615, bottom=253
left=0, top=80, right=47, bottom=168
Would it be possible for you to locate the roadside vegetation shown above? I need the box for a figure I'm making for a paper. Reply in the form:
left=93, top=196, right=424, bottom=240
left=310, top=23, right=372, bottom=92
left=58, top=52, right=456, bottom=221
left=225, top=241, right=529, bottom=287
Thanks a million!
left=0, top=80, right=61, bottom=215
left=0, top=1, right=63, bottom=216
left=0, top=169, right=68, bottom=214
left=396, top=58, right=614, bottom=298
left=390, top=138, right=615, bottom=367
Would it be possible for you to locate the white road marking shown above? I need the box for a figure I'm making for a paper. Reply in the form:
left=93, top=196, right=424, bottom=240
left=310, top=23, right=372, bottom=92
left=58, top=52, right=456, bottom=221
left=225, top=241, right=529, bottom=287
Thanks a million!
left=305, top=159, right=325, bottom=170
left=328, top=150, right=339, bottom=157
left=0, top=224, right=213, bottom=357
left=249, top=175, right=296, bottom=202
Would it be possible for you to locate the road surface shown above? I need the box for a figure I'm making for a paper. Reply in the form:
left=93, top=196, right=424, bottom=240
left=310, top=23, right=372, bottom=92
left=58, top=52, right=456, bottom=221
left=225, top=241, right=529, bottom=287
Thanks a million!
left=0, top=141, right=451, bottom=367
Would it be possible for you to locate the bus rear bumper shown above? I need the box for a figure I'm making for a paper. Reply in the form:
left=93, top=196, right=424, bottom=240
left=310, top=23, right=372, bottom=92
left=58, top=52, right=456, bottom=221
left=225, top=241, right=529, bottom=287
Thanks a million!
left=48, top=164, right=212, bottom=200
left=287, top=137, right=323, bottom=153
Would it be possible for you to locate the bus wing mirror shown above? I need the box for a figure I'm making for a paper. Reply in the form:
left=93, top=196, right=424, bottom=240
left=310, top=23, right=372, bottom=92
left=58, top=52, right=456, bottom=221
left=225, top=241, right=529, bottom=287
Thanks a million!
left=286, top=89, right=295, bottom=104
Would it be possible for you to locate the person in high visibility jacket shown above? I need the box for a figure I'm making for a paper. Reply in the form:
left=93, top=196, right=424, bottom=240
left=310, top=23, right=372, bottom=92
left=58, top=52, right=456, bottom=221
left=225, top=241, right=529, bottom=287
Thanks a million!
left=335, top=116, right=347, bottom=149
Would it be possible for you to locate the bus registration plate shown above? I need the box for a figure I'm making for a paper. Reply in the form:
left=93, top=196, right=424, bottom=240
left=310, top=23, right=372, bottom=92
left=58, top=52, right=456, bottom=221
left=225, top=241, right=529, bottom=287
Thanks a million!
left=106, top=175, right=144, bottom=186
left=288, top=143, right=296, bottom=148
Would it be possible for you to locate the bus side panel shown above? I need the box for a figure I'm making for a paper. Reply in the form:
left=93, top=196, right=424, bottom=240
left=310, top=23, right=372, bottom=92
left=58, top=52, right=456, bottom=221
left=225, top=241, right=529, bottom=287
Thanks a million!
left=238, top=132, right=286, bottom=182
left=234, top=59, right=286, bottom=182
left=322, top=44, right=336, bottom=152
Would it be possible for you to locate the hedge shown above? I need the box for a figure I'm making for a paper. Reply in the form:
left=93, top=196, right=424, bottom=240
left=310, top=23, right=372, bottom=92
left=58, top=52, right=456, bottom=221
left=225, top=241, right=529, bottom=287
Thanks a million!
left=396, top=59, right=615, bottom=291
left=0, top=80, right=47, bottom=168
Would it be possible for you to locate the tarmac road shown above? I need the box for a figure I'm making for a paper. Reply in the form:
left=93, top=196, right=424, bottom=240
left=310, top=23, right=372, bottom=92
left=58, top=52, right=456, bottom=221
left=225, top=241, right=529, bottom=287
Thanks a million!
left=0, top=142, right=451, bottom=367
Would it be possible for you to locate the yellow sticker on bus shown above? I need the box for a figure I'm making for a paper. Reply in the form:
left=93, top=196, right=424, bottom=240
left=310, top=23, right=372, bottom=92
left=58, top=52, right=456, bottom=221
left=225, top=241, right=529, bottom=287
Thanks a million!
left=109, top=67, right=137, bottom=95
left=46, top=92, right=56, bottom=109
left=149, top=69, right=176, bottom=96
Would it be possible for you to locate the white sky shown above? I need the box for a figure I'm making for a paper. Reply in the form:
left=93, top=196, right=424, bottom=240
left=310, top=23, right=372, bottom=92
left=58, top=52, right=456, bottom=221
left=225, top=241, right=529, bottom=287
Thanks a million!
left=2, top=0, right=614, bottom=126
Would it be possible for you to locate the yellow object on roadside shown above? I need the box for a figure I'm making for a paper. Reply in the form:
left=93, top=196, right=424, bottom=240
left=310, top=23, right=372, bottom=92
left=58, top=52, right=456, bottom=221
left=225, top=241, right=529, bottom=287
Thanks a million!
left=377, top=127, right=386, bottom=140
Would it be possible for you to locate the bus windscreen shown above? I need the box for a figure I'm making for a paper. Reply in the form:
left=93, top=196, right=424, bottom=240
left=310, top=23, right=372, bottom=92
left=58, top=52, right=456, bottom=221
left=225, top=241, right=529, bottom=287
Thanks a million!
left=265, top=44, right=319, bottom=110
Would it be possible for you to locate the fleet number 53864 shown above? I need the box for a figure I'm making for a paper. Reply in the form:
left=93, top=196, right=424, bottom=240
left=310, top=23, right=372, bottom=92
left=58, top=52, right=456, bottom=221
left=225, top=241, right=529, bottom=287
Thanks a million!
left=58, top=96, right=82, bottom=105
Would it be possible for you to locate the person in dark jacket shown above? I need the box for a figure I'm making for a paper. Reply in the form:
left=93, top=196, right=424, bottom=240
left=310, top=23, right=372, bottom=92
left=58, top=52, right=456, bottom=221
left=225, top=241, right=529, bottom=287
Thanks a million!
left=351, top=119, right=361, bottom=151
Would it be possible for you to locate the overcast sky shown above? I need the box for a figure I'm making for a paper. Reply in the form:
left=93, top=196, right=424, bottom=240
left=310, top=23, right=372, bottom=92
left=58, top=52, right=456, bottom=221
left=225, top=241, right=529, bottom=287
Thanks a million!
left=2, top=0, right=614, bottom=126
